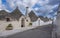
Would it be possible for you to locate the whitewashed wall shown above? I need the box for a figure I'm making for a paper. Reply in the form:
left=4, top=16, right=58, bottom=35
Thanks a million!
left=25, top=17, right=31, bottom=27
left=0, top=16, right=52, bottom=31
left=19, top=16, right=31, bottom=27
left=32, top=18, right=44, bottom=26
left=0, top=16, right=31, bottom=31
left=54, top=13, right=60, bottom=35
left=0, top=21, right=20, bottom=31
left=32, top=18, right=52, bottom=27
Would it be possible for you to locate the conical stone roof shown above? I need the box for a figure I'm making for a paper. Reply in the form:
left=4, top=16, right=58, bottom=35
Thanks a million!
left=0, top=10, right=9, bottom=20
left=0, top=10, right=8, bottom=15
left=11, top=7, right=23, bottom=20
left=39, top=16, right=49, bottom=22
left=29, top=11, right=38, bottom=22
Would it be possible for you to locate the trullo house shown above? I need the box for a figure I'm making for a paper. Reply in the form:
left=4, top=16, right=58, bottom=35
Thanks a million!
left=0, top=7, right=51, bottom=31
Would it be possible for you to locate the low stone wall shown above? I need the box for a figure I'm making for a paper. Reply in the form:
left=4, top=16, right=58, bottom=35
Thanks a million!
left=0, top=21, right=20, bottom=31
left=0, top=20, right=52, bottom=31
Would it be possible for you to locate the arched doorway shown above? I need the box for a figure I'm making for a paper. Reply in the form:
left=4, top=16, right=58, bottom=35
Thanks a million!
left=21, top=18, right=25, bottom=27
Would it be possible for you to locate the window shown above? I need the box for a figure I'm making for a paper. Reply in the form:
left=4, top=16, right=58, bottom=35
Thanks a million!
left=6, top=18, right=10, bottom=22
left=26, top=20, right=28, bottom=22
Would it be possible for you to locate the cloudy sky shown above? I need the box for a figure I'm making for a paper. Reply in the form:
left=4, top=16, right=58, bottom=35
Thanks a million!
left=0, top=0, right=60, bottom=19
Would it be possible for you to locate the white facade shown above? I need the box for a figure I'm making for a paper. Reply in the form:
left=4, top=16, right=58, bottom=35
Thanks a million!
left=0, top=7, right=52, bottom=31
left=0, top=15, right=32, bottom=31
left=0, top=15, right=52, bottom=31
left=53, top=4, right=60, bottom=36
left=54, top=13, right=60, bottom=35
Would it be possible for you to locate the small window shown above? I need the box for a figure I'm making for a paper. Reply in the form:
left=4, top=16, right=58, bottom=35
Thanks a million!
left=6, top=18, right=10, bottom=22
left=21, top=25, right=24, bottom=27
left=26, top=20, right=28, bottom=22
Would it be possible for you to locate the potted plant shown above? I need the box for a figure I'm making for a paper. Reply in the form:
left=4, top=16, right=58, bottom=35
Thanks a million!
left=6, top=24, right=13, bottom=30
left=29, top=22, right=32, bottom=26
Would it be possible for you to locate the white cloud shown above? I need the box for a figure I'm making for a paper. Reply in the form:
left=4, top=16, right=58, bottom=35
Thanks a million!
left=34, top=8, right=39, bottom=11
left=41, top=4, right=58, bottom=13
left=0, top=0, right=11, bottom=12
left=0, top=0, right=50, bottom=12
left=5, top=0, right=39, bottom=13
left=6, top=0, right=16, bottom=8
left=38, top=0, right=49, bottom=6
left=30, top=0, right=39, bottom=7
left=32, top=0, right=54, bottom=14
left=47, top=15, right=52, bottom=18
left=0, top=0, right=2, bottom=10
left=0, top=0, right=58, bottom=18
left=0, top=0, right=1, bottom=5
left=52, top=4, right=58, bottom=9
left=49, top=10, right=53, bottom=13
left=54, top=12, right=57, bottom=16
left=6, top=0, right=39, bottom=8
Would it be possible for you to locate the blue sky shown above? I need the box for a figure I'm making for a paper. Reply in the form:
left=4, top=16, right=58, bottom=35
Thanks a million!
left=0, top=0, right=60, bottom=19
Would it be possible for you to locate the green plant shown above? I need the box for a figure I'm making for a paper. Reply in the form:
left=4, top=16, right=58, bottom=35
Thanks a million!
left=8, top=24, right=12, bottom=27
left=29, top=22, right=32, bottom=26
left=6, top=24, right=13, bottom=30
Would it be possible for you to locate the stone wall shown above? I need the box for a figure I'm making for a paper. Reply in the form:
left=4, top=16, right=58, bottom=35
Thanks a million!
left=0, top=17, right=31, bottom=31
left=0, top=21, right=20, bottom=31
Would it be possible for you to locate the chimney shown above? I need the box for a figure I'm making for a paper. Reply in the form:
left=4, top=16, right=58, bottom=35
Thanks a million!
left=26, top=7, right=29, bottom=17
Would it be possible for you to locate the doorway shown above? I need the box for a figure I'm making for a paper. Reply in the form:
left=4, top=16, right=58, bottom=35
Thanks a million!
left=6, top=18, right=10, bottom=22
left=21, top=18, right=25, bottom=27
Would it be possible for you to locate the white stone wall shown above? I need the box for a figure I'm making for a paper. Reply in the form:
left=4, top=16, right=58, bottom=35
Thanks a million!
left=19, top=16, right=25, bottom=27
left=0, top=21, right=21, bottom=31
left=54, top=13, right=60, bottom=35
left=32, top=18, right=52, bottom=27
left=32, top=18, right=44, bottom=26
left=0, top=16, right=31, bottom=31
left=0, top=16, right=52, bottom=31
left=25, top=17, right=31, bottom=27
left=19, top=16, right=31, bottom=27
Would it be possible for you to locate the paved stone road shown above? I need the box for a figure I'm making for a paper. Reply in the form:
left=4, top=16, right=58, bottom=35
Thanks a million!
left=0, top=24, right=53, bottom=38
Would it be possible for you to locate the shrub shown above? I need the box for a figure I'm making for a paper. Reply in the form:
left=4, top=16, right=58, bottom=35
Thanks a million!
left=29, top=22, right=32, bottom=26
left=6, top=24, right=13, bottom=30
